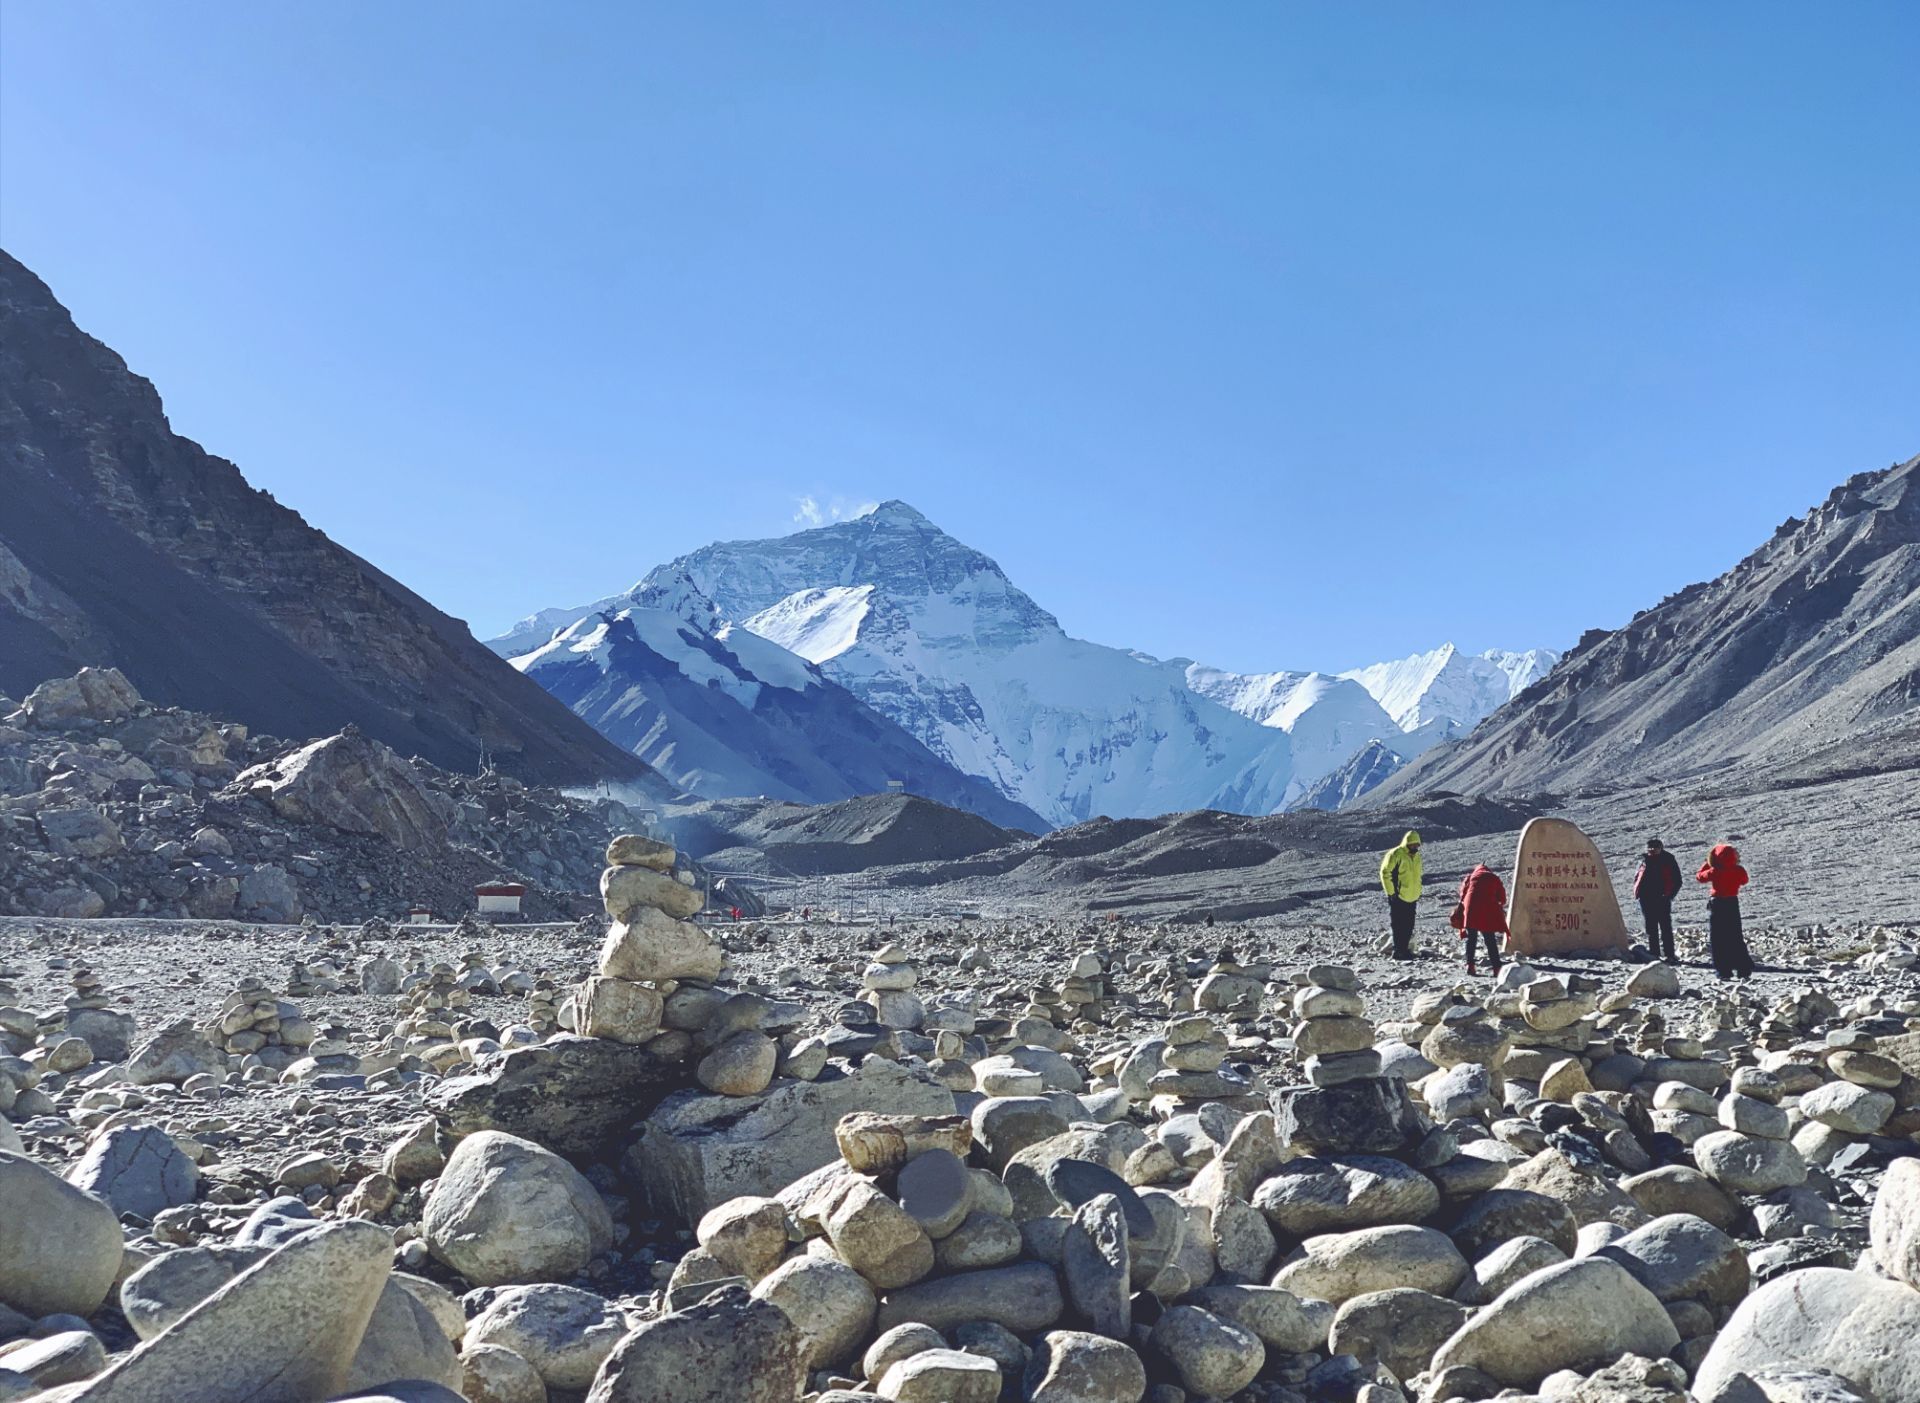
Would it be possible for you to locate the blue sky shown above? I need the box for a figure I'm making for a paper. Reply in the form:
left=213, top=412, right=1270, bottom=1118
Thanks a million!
left=4, top=3, right=1915, bottom=673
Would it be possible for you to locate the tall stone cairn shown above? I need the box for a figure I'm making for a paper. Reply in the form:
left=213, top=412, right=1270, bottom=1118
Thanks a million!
left=579, top=834, right=721, bottom=1051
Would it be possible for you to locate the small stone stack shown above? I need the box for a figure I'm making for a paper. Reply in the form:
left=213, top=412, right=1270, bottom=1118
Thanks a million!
left=862, top=943, right=925, bottom=1031
left=1057, top=950, right=1107, bottom=1027
left=394, top=964, right=467, bottom=1042
left=526, top=977, right=560, bottom=1034
left=209, top=976, right=316, bottom=1067
left=1193, top=947, right=1264, bottom=1014
left=1145, top=1013, right=1254, bottom=1105
left=1695, top=1068, right=1808, bottom=1196
left=68, top=965, right=106, bottom=1013
left=583, top=834, right=719, bottom=1054
left=1290, top=963, right=1380, bottom=1087
left=457, top=950, right=500, bottom=996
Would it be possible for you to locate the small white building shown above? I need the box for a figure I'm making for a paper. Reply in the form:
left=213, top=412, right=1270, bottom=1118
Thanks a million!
left=407, top=906, right=433, bottom=925
left=475, top=882, right=525, bottom=917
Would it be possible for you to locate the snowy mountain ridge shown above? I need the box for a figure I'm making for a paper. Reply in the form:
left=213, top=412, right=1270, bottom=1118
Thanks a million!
left=507, top=581, right=1047, bottom=831
left=1339, top=643, right=1560, bottom=735
left=494, top=502, right=1557, bottom=821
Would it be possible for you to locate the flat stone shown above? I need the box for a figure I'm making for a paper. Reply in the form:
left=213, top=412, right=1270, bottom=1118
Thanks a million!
left=1331, top=1287, right=1471, bottom=1380
left=1023, top=1329, right=1147, bottom=1403
left=896, top=1149, right=973, bottom=1240
left=1271, top=1077, right=1424, bottom=1156
left=1270, top=1225, right=1468, bottom=1304
left=875, top=1262, right=1064, bottom=1335
left=1869, top=1156, right=1920, bottom=1289
left=1693, top=1131, right=1807, bottom=1196
left=877, top=1348, right=1001, bottom=1403
left=1061, top=1194, right=1130, bottom=1338
left=58, top=1219, right=392, bottom=1403
left=1596, top=1213, right=1750, bottom=1308
left=751, top=1255, right=877, bottom=1373
left=429, top=1035, right=681, bottom=1159
left=1149, top=1304, right=1264, bottom=1398
left=600, top=864, right=703, bottom=921
left=1252, top=1155, right=1439, bottom=1235
left=465, top=1283, right=628, bottom=1392
left=1429, top=1257, right=1679, bottom=1387
left=1694, top=1268, right=1920, bottom=1403
left=631, top=1059, right=954, bottom=1223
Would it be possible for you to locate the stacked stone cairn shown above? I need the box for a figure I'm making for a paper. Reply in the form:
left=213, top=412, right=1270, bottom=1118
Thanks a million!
left=1291, top=964, right=1381, bottom=1088
left=208, top=975, right=316, bottom=1071
left=526, top=975, right=561, bottom=1034
left=863, top=942, right=925, bottom=1032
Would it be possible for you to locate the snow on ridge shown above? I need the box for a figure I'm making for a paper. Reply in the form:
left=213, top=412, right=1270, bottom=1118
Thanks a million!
left=741, top=584, right=875, bottom=664
left=1339, top=643, right=1562, bottom=734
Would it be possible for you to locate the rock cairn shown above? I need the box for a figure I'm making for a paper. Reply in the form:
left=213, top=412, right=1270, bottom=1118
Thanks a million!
left=863, top=942, right=925, bottom=1032
left=579, top=833, right=715, bottom=1048
left=1291, top=963, right=1380, bottom=1087
left=209, top=976, right=316, bottom=1067
left=526, top=976, right=561, bottom=1034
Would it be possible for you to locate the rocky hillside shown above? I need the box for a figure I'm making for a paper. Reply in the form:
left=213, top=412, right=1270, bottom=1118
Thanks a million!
left=1373, top=454, right=1920, bottom=801
left=0, top=666, right=681, bottom=923
left=0, top=250, right=650, bottom=789
left=667, top=791, right=1028, bottom=876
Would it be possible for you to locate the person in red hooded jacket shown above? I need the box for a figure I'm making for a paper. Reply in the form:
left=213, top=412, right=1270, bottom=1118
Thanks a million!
left=1455, top=862, right=1509, bottom=976
left=1697, top=841, right=1754, bottom=979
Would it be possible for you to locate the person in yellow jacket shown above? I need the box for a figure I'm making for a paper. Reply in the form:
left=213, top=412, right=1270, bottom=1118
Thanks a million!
left=1380, top=830, right=1423, bottom=960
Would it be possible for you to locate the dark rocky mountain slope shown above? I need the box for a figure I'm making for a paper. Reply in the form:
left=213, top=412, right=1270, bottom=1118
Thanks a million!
left=0, top=249, right=652, bottom=789
left=1371, top=454, right=1920, bottom=801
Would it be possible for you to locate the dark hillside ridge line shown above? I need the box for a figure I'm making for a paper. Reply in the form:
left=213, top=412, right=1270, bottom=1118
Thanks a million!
left=0, top=249, right=654, bottom=789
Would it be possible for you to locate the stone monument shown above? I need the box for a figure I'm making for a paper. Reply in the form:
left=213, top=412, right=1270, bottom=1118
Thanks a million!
left=1506, top=816, right=1629, bottom=955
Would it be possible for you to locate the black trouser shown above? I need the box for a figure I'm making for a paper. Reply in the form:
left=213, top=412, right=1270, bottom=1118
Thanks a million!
left=1388, top=896, right=1416, bottom=958
left=1463, top=929, right=1501, bottom=972
left=1707, top=896, right=1753, bottom=977
left=1640, top=899, right=1676, bottom=960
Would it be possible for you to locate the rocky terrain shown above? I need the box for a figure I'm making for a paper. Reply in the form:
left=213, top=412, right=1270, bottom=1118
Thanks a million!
left=1, top=824, right=1916, bottom=1403
left=0, top=250, right=650, bottom=789
left=778, top=749, right=1919, bottom=931
left=0, top=667, right=688, bottom=925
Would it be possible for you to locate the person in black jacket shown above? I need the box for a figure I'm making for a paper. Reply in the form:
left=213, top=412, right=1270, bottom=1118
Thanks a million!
left=1633, top=837, right=1683, bottom=964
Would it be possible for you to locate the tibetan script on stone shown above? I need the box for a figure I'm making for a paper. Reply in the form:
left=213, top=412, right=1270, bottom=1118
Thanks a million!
left=1507, top=816, right=1629, bottom=955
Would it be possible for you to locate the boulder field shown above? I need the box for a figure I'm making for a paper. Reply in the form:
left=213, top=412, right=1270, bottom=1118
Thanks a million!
left=1, top=833, right=1917, bottom=1402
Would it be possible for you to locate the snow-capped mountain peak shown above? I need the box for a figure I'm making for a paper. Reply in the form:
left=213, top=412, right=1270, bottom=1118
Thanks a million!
left=628, top=570, right=723, bottom=631
left=1339, top=642, right=1561, bottom=734
left=493, top=506, right=1558, bottom=822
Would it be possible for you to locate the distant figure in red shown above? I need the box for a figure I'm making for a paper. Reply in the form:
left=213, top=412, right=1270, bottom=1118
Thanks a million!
left=1455, top=863, right=1508, bottom=976
left=729, top=905, right=742, bottom=922
left=1696, top=842, right=1754, bottom=979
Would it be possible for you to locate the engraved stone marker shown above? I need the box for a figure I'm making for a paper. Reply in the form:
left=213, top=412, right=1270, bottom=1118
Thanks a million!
left=1507, top=816, right=1629, bottom=955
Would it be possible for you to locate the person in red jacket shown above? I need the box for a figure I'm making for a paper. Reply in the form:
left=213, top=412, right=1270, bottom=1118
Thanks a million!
left=1455, top=862, right=1509, bottom=976
left=1633, top=838, right=1684, bottom=964
left=1696, top=841, right=1754, bottom=979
